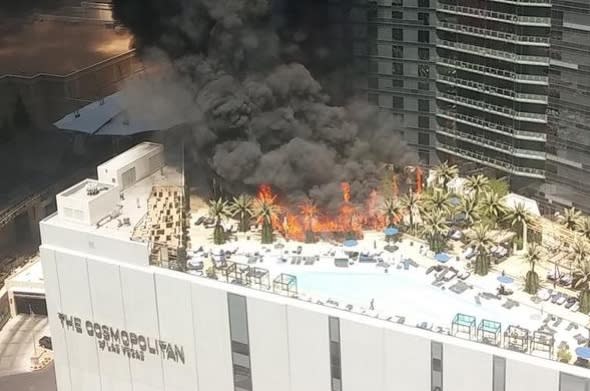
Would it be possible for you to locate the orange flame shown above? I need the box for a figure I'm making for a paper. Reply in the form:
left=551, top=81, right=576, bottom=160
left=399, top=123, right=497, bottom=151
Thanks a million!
left=341, top=182, right=351, bottom=203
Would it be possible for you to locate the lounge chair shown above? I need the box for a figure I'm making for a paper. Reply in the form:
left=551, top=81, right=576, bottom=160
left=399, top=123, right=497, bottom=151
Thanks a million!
left=396, top=316, right=405, bottom=324
left=574, top=334, right=589, bottom=345
left=565, top=297, right=578, bottom=309
left=556, top=294, right=567, bottom=306
left=553, top=318, right=563, bottom=328
left=474, top=295, right=481, bottom=305
left=537, top=288, right=552, bottom=301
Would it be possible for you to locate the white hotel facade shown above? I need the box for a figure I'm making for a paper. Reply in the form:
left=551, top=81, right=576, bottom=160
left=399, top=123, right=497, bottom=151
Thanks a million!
left=40, top=143, right=590, bottom=391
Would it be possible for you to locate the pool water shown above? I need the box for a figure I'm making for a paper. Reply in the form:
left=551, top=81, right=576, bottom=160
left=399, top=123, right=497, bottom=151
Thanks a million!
left=295, top=270, right=542, bottom=330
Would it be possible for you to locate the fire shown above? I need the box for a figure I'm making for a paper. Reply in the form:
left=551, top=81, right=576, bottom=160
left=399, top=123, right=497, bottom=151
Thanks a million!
left=341, top=182, right=351, bottom=203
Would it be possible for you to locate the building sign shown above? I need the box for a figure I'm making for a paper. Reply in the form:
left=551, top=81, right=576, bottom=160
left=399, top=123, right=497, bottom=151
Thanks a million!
left=57, top=313, right=185, bottom=364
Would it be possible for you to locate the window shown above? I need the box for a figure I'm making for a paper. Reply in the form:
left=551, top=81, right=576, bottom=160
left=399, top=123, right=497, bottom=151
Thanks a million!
left=418, top=30, right=430, bottom=43
left=368, top=3, right=378, bottom=19
left=418, top=116, right=430, bottom=129
left=369, top=44, right=378, bottom=55
left=369, top=61, right=378, bottom=73
left=368, top=26, right=378, bottom=38
left=418, top=12, right=429, bottom=25
left=418, top=99, right=430, bottom=112
left=392, top=11, right=403, bottom=19
left=228, top=294, right=252, bottom=391
left=392, top=62, right=404, bottom=75
left=329, top=317, right=342, bottom=391
left=392, top=0, right=402, bottom=5
left=431, top=341, right=443, bottom=391
left=419, top=150, right=430, bottom=165
left=392, top=79, right=404, bottom=88
left=392, top=28, right=403, bottom=41
left=418, top=64, right=430, bottom=77
left=418, top=0, right=430, bottom=8
left=418, top=81, right=430, bottom=90
left=392, top=96, right=404, bottom=109
left=493, top=356, right=506, bottom=391
left=418, top=48, right=430, bottom=60
left=368, top=77, right=378, bottom=89
left=368, top=93, right=379, bottom=105
left=418, top=132, right=430, bottom=145
left=559, top=373, right=588, bottom=391
left=392, top=45, right=403, bottom=58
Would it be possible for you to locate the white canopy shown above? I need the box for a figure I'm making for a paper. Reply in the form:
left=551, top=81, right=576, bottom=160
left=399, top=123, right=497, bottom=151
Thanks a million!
left=502, top=193, right=541, bottom=217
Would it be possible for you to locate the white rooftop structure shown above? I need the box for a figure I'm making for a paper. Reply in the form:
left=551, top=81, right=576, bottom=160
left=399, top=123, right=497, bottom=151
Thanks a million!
left=502, top=192, right=541, bottom=217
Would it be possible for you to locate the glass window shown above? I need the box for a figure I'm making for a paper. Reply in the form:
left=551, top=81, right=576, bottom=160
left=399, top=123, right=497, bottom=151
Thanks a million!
left=392, top=0, right=402, bottom=5
left=329, top=317, right=342, bottom=391
left=228, top=294, right=249, bottom=345
left=418, top=116, right=430, bottom=129
left=369, top=61, right=378, bottom=73
left=392, top=28, right=403, bottom=41
left=418, top=48, right=430, bottom=60
left=392, top=62, right=404, bottom=75
left=431, top=341, right=443, bottom=391
left=369, top=44, right=378, bottom=56
left=418, top=99, right=430, bottom=112
left=419, top=150, right=430, bottom=165
left=418, top=0, right=430, bottom=8
left=418, top=81, right=430, bottom=90
left=392, top=96, right=404, bottom=109
left=368, top=93, right=379, bottom=105
left=368, top=77, right=378, bottom=89
left=392, top=45, right=404, bottom=58
left=368, top=26, right=378, bottom=38
left=228, top=293, right=252, bottom=391
left=392, top=11, right=403, bottom=19
left=392, top=79, right=404, bottom=88
left=418, top=30, right=430, bottom=43
left=418, top=64, right=430, bottom=77
left=418, top=132, right=430, bottom=145
left=418, top=12, right=430, bottom=25
left=559, top=373, right=588, bottom=391
left=493, top=356, right=506, bottom=391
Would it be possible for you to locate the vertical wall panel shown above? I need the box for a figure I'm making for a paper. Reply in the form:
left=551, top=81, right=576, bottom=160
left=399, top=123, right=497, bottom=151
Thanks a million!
left=154, top=274, right=199, bottom=391
left=247, top=297, right=291, bottom=391
left=191, top=282, right=234, bottom=391
left=384, top=329, right=431, bottom=391
left=55, top=252, right=101, bottom=391
left=120, top=267, right=165, bottom=391
left=86, top=258, right=132, bottom=391
left=444, top=344, right=493, bottom=391
left=506, top=359, right=559, bottom=391
left=286, top=306, right=331, bottom=391
left=40, top=247, right=72, bottom=391
left=340, top=319, right=385, bottom=391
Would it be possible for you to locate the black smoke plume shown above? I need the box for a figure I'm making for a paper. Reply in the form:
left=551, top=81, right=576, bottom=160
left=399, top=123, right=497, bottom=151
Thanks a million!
left=113, top=0, right=417, bottom=209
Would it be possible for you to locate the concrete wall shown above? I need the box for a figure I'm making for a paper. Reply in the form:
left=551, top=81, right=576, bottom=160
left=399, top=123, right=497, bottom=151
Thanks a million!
left=41, top=236, right=590, bottom=391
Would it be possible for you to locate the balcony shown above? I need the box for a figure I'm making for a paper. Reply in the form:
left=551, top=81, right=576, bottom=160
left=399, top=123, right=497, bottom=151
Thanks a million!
left=488, top=0, right=551, bottom=6
left=437, top=74, right=548, bottom=103
left=436, top=109, right=547, bottom=141
left=435, top=143, right=546, bottom=178
left=436, top=39, right=549, bottom=65
left=437, top=4, right=551, bottom=26
left=437, top=22, right=550, bottom=46
left=436, top=57, right=548, bottom=85
left=436, top=92, right=548, bottom=122
left=437, top=126, right=546, bottom=160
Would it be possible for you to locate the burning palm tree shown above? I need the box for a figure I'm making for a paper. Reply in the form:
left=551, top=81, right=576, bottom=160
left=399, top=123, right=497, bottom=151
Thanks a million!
left=524, top=243, right=543, bottom=294
left=230, top=194, right=253, bottom=233
left=380, top=197, right=402, bottom=228
left=208, top=198, right=231, bottom=245
left=299, top=198, right=318, bottom=243
left=253, top=197, right=280, bottom=244
left=468, top=224, right=494, bottom=276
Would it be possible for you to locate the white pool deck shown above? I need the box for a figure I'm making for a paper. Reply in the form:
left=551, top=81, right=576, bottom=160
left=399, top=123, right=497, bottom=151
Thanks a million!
left=188, top=216, right=590, bottom=362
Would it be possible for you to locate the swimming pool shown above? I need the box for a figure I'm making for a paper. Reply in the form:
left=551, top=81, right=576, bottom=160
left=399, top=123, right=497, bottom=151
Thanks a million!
left=294, top=269, right=543, bottom=331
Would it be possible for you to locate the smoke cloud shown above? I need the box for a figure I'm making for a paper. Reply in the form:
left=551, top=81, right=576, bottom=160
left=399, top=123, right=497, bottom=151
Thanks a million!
left=113, top=0, right=417, bottom=208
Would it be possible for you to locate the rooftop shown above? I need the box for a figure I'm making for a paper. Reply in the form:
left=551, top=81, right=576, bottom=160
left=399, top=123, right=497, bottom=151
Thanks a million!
left=5, top=257, right=44, bottom=287
left=0, top=20, right=132, bottom=77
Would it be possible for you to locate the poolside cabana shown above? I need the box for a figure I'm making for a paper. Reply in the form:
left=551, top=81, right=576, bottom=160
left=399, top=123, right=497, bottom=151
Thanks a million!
left=246, top=266, right=270, bottom=290
left=530, top=331, right=555, bottom=358
left=452, top=313, right=476, bottom=340
left=273, top=273, right=298, bottom=297
left=223, top=262, right=250, bottom=285
left=477, top=319, right=502, bottom=346
left=504, top=325, right=529, bottom=353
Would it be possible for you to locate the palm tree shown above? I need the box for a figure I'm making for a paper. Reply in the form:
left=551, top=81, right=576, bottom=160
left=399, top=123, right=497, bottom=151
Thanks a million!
left=456, top=195, right=479, bottom=228
left=505, top=203, right=534, bottom=250
left=208, top=198, right=232, bottom=245
left=524, top=244, right=543, bottom=294
left=464, top=174, right=489, bottom=200
left=230, top=194, right=253, bottom=233
left=380, top=197, right=402, bottom=228
left=434, top=161, right=459, bottom=188
left=299, top=199, right=318, bottom=243
left=422, top=188, right=453, bottom=217
left=399, top=191, right=420, bottom=232
left=572, top=239, right=590, bottom=313
left=253, top=198, right=280, bottom=244
left=468, top=224, right=494, bottom=276
left=478, top=191, right=507, bottom=227
left=420, top=209, right=449, bottom=253
left=558, top=207, right=582, bottom=231
left=576, top=217, right=590, bottom=240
